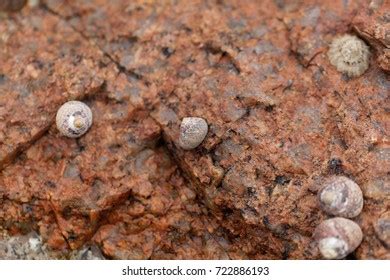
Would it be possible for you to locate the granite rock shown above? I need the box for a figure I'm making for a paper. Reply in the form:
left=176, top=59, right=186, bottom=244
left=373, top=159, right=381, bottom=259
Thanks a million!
left=0, top=0, right=388, bottom=259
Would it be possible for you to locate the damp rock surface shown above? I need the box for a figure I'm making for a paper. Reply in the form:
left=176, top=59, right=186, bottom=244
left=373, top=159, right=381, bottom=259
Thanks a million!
left=0, top=0, right=388, bottom=259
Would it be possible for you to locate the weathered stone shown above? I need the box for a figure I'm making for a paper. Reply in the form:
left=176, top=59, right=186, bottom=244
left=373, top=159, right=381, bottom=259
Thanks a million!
left=0, top=0, right=388, bottom=259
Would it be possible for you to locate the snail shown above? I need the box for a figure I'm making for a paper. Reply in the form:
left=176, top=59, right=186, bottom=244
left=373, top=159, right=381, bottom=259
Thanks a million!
left=56, top=101, right=93, bottom=138
left=314, top=217, right=363, bottom=259
left=328, top=34, right=370, bottom=77
left=318, top=176, right=363, bottom=218
left=0, top=0, right=27, bottom=12
left=178, top=117, right=208, bottom=150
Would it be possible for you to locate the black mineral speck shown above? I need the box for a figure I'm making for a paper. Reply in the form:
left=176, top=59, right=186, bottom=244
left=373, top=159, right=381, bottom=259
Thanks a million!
left=328, top=158, right=343, bottom=174
left=162, top=47, right=175, bottom=58
left=0, top=74, right=6, bottom=85
left=275, top=175, right=291, bottom=185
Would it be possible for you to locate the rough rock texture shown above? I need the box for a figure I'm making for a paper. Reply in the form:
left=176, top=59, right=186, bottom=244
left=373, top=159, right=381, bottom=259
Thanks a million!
left=0, top=8, right=104, bottom=170
left=0, top=74, right=231, bottom=258
left=353, top=0, right=390, bottom=73
left=0, top=229, right=105, bottom=259
left=0, top=230, right=50, bottom=259
left=0, top=0, right=388, bottom=259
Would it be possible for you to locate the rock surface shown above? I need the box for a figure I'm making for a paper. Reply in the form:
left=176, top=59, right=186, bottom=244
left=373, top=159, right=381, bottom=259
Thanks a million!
left=0, top=230, right=49, bottom=260
left=0, top=0, right=388, bottom=259
left=0, top=8, right=104, bottom=170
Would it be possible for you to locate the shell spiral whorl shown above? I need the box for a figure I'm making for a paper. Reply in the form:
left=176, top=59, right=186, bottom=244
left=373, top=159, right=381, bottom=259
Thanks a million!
left=328, top=34, right=370, bottom=77
left=318, top=176, right=363, bottom=218
left=56, top=101, right=93, bottom=138
left=314, top=217, right=363, bottom=259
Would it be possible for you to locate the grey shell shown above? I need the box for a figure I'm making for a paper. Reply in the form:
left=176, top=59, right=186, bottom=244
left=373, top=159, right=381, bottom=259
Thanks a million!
left=178, top=117, right=208, bottom=150
left=318, top=176, right=363, bottom=218
left=314, top=217, right=363, bottom=259
left=328, top=34, right=370, bottom=78
left=56, top=101, right=93, bottom=138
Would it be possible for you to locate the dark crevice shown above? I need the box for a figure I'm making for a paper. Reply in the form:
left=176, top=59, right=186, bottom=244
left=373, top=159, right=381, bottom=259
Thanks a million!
left=42, top=3, right=146, bottom=84
left=276, top=16, right=320, bottom=69
left=203, top=42, right=241, bottom=74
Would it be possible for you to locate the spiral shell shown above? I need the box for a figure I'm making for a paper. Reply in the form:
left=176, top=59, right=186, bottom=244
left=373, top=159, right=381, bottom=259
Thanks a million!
left=178, top=117, right=208, bottom=150
left=328, top=34, right=370, bottom=77
left=314, top=217, right=363, bottom=259
left=56, top=101, right=93, bottom=138
left=318, top=176, right=363, bottom=218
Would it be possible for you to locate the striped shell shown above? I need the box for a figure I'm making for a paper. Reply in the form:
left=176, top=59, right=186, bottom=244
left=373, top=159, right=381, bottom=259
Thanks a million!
left=328, top=34, right=370, bottom=77
left=56, top=101, right=92, bottom=138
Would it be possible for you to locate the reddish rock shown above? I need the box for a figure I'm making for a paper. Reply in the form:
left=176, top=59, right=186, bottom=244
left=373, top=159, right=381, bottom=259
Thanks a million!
left=0, top=0, right=388, bottom=259
left=0, top=0, right=27, bottom=12
left=353, top=0, right=390, bottom=73
left=0, top=9, right=104, bottom=171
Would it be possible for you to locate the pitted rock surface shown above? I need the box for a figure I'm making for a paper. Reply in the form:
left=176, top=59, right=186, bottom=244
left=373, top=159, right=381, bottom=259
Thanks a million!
left=0, top=0, right=388, bottom=259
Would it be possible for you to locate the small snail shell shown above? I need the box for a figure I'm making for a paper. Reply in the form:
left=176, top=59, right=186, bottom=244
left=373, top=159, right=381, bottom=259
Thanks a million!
left=178, top=117, right=208, bottom=150
left=318, top=176, right=363, bottom=218
left=328, top=34, right=370, bottom=78
left=56, top=101, right=93, bottom=138
left=314, top=217, right=363, bottom=259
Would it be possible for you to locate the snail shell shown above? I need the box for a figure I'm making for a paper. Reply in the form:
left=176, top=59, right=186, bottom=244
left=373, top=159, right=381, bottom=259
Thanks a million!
left=178, top=117, right=208, bottom=150
left=56, top=101, right=93, bottom=138
left=318, top=176, right=363, bottom=218
left=328, top=34, right=370, bottom=77
left=314, top=217, right=363, bottom=259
